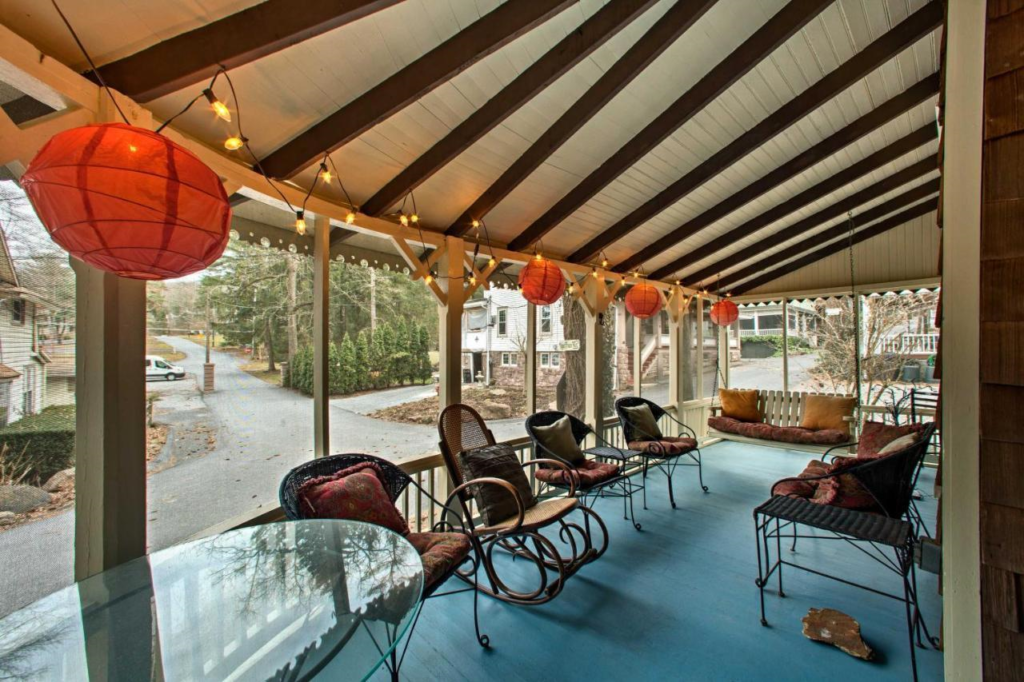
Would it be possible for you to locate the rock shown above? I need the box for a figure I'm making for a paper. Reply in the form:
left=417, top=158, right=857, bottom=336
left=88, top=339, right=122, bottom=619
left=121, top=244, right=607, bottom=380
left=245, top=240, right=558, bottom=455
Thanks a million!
left=802, top=608, right=874, bottom=661
left=42, top=468, right=75, bottom=493
left=479, top=400, right=512, bottom=420
left=0, top=485, right=52, bottom=514
left=0, top=511, right=15, bottom=526
left=488, top=389, right=507, bottom=397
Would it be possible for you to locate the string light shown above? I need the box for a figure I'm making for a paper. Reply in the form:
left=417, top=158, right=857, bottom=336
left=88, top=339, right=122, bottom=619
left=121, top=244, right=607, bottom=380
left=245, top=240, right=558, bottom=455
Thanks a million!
left=319, top=163, right=332, bottom=184
left=488, top=257, right=496, bottom=268
left=591, top=268, right=598, bottom=279
left=295, top=211, right=306, bottom=235
left=410, top=213, right=419, bottom=224
left=345, top=211, right=356, bottom=225
left=472, top=219, right=480, bottom=229
left=601, top=258, right=609, bottom=268
left=568, top=283, right=575, bottom=294
left=224, top=136, right=244, bottom=151
left=469, top=275, right=477, bottom=286
left=425, top=272, right=434, bottom=285
left=399, top=214, right=409, bottom=227
left=535, top=252, right=543, bottom=261
left=203, top=89, right=231, bottom=122
left=632, top=271, right=639, bottom=279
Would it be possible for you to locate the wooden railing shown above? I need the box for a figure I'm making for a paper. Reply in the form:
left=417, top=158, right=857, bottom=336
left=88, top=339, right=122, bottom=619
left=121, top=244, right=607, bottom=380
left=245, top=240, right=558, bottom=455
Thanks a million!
left=879, top=332, right=940, bottom=355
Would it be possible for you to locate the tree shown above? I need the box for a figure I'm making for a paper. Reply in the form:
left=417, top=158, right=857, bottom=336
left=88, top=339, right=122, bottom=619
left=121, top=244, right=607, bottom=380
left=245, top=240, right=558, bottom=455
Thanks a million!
left=416, top=324, right=432, bottom=383
left=355, top=329, right=371, bottom=391
left=393, top=318, right=410, bottom=385
left=339, top=334, right=356, bottom=394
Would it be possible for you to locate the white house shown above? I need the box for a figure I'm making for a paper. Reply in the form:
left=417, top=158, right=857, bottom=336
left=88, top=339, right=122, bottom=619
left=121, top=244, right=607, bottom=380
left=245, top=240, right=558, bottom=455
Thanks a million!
left=0, top=229, right=49, bottom=426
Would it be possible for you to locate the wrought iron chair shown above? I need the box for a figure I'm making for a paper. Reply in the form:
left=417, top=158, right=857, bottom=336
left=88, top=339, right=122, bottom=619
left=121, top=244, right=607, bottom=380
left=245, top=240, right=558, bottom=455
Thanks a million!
left=614, top=396, right=707, bottom=509
left=754, top=422, right=939, bottom=681
left=438, top=404, right=606, bottom=605
left=279, top=453, right=488, bottom=681
left=525, top=411, right=642, bottom=531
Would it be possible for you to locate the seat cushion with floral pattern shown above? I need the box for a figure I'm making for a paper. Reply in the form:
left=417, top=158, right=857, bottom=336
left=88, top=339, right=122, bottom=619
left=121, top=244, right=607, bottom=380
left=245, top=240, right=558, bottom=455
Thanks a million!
left=708, top=416, right=775, bottom=440
left=769, top=425, right=849, bottom=446
left=406, top=532, right=472, bottom=590
left=297, top=461, right=410, bottom=535
left=534, top=458, right=619, bottom=488
left=772, top=459, right=829, bottom=498
left=772, top=457, right=881, bottom=513
left=627, top=436, right=698, bottom=456
left=857, top=421, right=926, bottom=459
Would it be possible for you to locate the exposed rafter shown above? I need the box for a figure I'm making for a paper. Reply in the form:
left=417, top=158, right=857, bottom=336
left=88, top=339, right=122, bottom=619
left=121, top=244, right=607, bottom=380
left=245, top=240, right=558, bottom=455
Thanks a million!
left=708, top=177, right=939, bottom=290
left=445, top=0, right=720, bottom=236
left=360, top=0, right=666, bottom=217
left=729, top=196, right=938, bottom=295
left=648, top=123, right=939, bottom=280
left=258, top=0, right=575, bottom=179
left=580, top=2, right=942, bottom=266
left=611, top=71, right=941, bottom=272
left=90, top=0, right=405, bottom=102
left=504, top=0, right=833, bottom=254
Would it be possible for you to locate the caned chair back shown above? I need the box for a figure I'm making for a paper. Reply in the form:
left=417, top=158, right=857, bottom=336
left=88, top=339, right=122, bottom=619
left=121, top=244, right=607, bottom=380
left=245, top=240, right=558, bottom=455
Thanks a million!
left=279, top=453, right=411, bottom=520
left=437, top=403, right=496, bottom=501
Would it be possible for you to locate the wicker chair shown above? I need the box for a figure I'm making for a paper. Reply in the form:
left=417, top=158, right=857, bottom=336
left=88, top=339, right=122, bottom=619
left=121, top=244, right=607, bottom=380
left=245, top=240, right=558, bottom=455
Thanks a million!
left=438, top=404, right=606, bottom=605
left=614, top=396, right=706, bottom=509
left=525, top=411, right=642, bottom=531
left=754, top=423, right=939, bottom=681
left=279, top=454, right=489, bottom=679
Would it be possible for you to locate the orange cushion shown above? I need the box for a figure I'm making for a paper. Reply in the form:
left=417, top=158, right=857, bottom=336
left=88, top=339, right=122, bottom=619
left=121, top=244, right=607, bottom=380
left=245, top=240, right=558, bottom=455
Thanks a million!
left=719, top=388, right=762, bottom=422
left=800, top=395, right=857, bottom=438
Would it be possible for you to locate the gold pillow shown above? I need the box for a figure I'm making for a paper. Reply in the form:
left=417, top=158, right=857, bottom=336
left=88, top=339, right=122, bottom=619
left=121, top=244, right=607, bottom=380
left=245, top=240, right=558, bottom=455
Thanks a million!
left=719, top=389, right=762, bottom=422
left=800, top=395, right=857, bottom=437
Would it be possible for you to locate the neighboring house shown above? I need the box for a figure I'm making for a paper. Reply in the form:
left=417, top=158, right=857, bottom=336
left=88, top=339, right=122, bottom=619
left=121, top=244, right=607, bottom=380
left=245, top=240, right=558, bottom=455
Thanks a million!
left=0, top=229, right=50, bottom=426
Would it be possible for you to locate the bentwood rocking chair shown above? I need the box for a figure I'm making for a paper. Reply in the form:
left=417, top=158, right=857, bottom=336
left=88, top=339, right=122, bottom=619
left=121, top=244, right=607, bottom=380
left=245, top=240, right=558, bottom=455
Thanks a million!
left=279, top=454, right=488, bottom=680
left=614, top=396, right=707, bottom=509
left=438, top=404, right=606, bottom=606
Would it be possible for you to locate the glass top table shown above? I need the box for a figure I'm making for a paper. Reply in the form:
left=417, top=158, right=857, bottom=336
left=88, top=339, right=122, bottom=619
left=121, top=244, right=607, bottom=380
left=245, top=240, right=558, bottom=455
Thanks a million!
left=0, top=520, right=423, bottom=681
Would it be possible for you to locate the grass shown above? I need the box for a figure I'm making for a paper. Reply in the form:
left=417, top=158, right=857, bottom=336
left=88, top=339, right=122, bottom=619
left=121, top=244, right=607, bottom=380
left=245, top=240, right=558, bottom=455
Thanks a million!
left=370, top=384, right=556, bottom=424
left=146, top=336, right=186, bottom=362
left=239, top=359, right=283, bottom=386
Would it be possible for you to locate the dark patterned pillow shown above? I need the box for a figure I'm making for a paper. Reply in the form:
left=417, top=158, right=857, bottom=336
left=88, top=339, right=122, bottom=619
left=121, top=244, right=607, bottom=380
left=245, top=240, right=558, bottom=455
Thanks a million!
left=298, top=461, right=409, bottom=535
left=458, top=443, right=536, bottom=526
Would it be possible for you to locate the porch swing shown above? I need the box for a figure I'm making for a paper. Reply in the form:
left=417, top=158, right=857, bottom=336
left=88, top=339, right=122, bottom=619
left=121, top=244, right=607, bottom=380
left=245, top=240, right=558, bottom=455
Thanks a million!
left=706, top=218, right=861, bottom=454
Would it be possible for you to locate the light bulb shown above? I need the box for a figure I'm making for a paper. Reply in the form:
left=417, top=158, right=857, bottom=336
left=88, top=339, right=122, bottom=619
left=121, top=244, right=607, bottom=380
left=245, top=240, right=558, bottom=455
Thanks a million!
left=295, top=211, right=306, bottom=235
left=675, top=280, right=681, bottom=286
left=345, top=212, right=356, bottom=225
left=469, top=276, right=477, bottom=286
left=204, top=89, right=231, bottom=122
left=128, top=144, right=137, bottom=153
left=425, top=274, right=433, bottom=284
left=224, top=136, right=244, bottom=151
left=320, top=167, right=332, bottom=184
left=472, top=219, right=480, bottom=229
left=488, top=258, right=496, bottom=268
left=591, top=269, right=598, bottom=279
left=399, top=214, right=409, bottom=227
left=568, top=284, right=574, bottom=294
left=601, top=259, right=609, bottom=268
left=410, top=213, right=419, bottom=224
left=632, top=271, right=639, bottom=279
left=535, top=253, right=543, bottom=261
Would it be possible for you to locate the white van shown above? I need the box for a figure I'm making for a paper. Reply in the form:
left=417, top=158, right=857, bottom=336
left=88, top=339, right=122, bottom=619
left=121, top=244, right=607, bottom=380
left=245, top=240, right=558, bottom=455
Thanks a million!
left=146, top=355, right=185, bottom=381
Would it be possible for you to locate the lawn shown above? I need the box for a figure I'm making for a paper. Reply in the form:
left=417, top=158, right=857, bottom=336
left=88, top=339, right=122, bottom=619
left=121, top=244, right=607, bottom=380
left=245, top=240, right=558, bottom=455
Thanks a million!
left=146, top=336, right=186, bottom=362
left=370, top=384, right=556, bottom=424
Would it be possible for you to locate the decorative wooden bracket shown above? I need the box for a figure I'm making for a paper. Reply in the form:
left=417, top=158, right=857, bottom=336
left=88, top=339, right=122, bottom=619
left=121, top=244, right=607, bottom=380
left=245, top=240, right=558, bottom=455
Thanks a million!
left=665, top=286, right=693, bottom=323
left=463, top=254, right=500, bottom=298
left=389, top=236, right=447, bottom=306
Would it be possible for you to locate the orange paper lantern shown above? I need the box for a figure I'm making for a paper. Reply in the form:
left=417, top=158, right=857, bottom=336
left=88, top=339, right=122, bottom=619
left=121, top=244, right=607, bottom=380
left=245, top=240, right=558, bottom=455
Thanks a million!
left=21, top=123, right=231, bottom=280
left=518, top=257, right=565, bottom=306
left=625, top=282, right=663, bottom=319
left=710, top=299, right=739, bottom=326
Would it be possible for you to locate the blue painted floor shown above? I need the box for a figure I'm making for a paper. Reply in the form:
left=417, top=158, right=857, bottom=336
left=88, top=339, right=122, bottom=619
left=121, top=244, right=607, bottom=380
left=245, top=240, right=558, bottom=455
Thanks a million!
left=388, top=441, right=942, bottom=681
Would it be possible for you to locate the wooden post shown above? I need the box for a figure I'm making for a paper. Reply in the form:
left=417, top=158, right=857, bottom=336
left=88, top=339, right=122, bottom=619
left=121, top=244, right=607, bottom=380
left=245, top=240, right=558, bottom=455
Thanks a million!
left=312, top=214, right=330, bottom=458
left=696, top=295, right=705, bottom=399
left=720, top=322, right=729, bottom=389
left=632, top=314, right=642, bottom=397
left=781, top=299, right=790, bottom=393
left=667, top=290, right=686, bottom=435
left=437, top=236, right=465, bottom=410
left=583, top=280, right=608, bottom=436
left=526, top=302, right=537, bottom=414
left=73, top=260, right=147, bottom=580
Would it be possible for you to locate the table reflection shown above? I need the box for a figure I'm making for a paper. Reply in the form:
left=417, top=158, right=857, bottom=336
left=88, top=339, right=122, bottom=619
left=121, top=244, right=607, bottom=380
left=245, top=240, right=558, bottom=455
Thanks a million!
left=0, top=520, right=422, bottom=681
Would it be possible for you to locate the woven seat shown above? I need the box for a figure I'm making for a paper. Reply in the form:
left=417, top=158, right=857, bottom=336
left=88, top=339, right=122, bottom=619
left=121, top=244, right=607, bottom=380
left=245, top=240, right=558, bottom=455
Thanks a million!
left=755, top=495, right=910, bottom=547
left=585, top=445, right=640, bottom=460
left=478, top=497, right=578, bottom=534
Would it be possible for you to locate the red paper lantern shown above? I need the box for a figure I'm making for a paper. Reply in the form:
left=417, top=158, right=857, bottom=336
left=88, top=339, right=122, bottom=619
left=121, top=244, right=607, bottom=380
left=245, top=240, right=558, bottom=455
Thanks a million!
left=518, top=257, right=565, bottom=305
left=710, top=299, right=739, bottom=326
left=21, top=123, right=231, bottom=280
left=625, top=282, right=663, bottom=319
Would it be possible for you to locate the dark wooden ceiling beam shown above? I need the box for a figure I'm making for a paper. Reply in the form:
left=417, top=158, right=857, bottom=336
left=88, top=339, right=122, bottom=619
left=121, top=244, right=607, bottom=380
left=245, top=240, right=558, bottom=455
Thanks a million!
left=90, top=0, right=406, bottom=102
left=445, top=0, right=720, bottom=236
left=729, top=197, right=938, bottom=295
left=709, top=177, right=939, bottom=290
left=257, top=0, right=575, bottom=179
left=612, top=71, right=940, bottom=272
left=648, top=123, right=938, bottom=279
left=590, top=3, right=942, bottom=267
left=504, top=0, right=833, bottom=254
left=361, top=0, right=664, bottom=217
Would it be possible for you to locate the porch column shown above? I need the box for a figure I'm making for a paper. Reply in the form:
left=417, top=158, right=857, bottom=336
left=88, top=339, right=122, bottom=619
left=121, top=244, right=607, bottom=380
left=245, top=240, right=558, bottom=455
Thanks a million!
left=632, top=315, right=642, bottom=397
left=73, top=260, right=147, bottom=580
left=525, top=303, right=537, bottom=414
left=667, top=290, right=686, bottom=436
left=695, top=295, right=705, bottom=399
left=583, top=280, right=609, bottom=434
left=437, top=236, right=465, bottom=409
left=782, top=299, right=790, bottom=393
left=312, top=214, right=330, bottom=458
left=719, top=321, right=729, bottom=389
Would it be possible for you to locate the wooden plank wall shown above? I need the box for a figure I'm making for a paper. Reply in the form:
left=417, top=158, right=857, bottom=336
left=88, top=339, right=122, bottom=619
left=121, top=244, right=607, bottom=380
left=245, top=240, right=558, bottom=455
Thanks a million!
left=980, top=1, right=1024, bottom=677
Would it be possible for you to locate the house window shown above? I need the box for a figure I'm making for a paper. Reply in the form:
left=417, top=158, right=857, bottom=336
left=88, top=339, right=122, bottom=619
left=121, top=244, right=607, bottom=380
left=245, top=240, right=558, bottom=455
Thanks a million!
left=540, top=352, right=549, bottom=367
left=550, top=352, right=560, bottom=368
left=497, top=308, right=507, bottom=337
left=501, top=352, right=517, bottom=367
left=540, top=306, right=552, bottom=334
left=11, top=299, right=25, bottom=325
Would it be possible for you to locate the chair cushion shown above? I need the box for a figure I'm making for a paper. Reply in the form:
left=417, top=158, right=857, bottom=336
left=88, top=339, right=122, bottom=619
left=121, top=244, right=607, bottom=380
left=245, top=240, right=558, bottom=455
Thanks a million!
left=458, top=443, right=536, bottom=527
left=478, top=497, right=578, bottom=534
left=297, top=461, right=410, bottom=535
left=708, top=416, right=775, bottom=439
left=800, top=395, right=857, bottom=437
left=627, top=436, right=697, bottom=456
left=772, top=459, right=829, bottom=498
left=534, top=458, right=619, bottom=488
left=769, top=425, right=850, bottom=446
left=622, top=403, right=663, bottom=440
left=771, top=457, right=880, bottom=512
left=857, top=420, right=926, bottom=458
left=406, top=532, right=472, bottom=590
left=532, top=415, right=585, bottom=464
left=719, top=388, right=762, bottom=422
